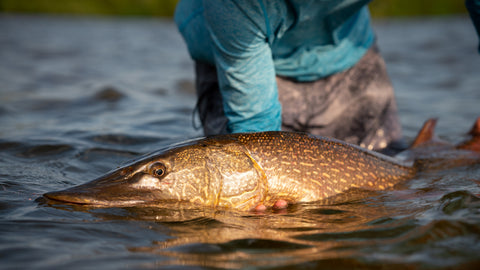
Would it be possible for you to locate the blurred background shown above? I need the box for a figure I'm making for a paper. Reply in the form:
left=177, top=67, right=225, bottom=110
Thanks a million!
left=0, top=0, right=469, bottom=17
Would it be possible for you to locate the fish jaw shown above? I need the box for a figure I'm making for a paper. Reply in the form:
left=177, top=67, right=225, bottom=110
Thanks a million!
left=43, top=170, right=166, bottom=207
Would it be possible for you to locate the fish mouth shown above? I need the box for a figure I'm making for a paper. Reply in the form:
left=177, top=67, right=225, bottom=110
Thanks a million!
left=43, top=190, right=101, bottom=205
left=42, top=170, right=150, bottom=207
left=43, top=190, right=144, bottom=207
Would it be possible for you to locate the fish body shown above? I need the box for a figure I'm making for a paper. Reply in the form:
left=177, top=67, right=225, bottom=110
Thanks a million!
left=44, top=131, right=415, bottom=211
left=44, top=118, right=480, bottom=211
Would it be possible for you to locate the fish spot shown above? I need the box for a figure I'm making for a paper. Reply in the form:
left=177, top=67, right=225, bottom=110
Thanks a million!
left=335, top=160, right=345, bottom=166
left=300, top=162, right=314, bottom=167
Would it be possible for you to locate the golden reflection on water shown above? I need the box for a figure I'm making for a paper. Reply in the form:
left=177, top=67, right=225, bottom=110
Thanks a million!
left=93, top=189, right=428, bottom=268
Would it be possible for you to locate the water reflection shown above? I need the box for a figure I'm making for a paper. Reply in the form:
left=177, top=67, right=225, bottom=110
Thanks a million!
left=41, top=188, right=444, bottom=268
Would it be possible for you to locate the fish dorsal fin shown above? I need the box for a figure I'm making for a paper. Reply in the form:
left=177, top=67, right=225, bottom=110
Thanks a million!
left=410, top=118, right=439, bottom=148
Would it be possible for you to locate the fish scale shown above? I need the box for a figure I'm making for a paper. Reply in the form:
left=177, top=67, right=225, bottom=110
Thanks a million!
left=236, top=132, right=415, bottom=206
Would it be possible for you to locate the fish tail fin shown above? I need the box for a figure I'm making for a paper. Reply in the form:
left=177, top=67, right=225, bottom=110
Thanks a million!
left=468, top=117, right=480, bottom=136
left=457, top=117, right=480, bottom=153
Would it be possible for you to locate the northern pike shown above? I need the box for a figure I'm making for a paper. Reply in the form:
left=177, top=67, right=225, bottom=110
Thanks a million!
left=43, top=118, right=480, bottom=211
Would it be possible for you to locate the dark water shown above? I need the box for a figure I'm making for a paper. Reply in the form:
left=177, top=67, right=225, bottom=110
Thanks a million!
left=1, top=14, right=480, bottom=269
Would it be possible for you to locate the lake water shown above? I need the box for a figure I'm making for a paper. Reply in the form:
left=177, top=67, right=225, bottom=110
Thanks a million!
left=1, top=14, right=480, bottom=269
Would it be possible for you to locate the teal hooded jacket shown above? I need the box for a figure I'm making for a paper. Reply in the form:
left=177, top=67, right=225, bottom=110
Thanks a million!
left=175, top=0, right=376, bottom=133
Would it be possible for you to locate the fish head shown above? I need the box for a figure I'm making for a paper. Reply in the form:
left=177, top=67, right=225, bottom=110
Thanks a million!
left=44, top=137, right=267, bottom=210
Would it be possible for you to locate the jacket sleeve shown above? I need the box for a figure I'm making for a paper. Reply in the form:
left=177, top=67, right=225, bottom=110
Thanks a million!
left=203, top=0, right=281, bottom=133
left=466, top=0, right=480, bottom=53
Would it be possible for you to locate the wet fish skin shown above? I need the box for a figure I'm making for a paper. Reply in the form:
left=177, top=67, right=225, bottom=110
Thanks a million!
left=44, top=131, right=415, bottom=211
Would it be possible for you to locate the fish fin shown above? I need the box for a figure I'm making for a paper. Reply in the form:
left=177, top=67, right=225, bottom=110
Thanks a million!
left=468, top=117, right=480, bottom=136
left=410, top=118, right=438, bottom=148
left=457, top=117, right=480, bottom=153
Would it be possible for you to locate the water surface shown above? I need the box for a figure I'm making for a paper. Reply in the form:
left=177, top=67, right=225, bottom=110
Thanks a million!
left=1, top=15, right=480, bottom=269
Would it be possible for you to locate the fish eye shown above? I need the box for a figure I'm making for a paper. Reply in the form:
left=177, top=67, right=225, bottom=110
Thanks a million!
left=154, top=168, right=165, bottom=177
left=150, top=163, right=166, bottom=178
